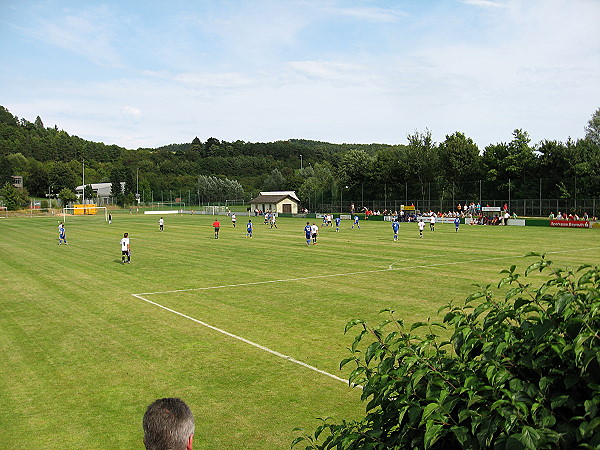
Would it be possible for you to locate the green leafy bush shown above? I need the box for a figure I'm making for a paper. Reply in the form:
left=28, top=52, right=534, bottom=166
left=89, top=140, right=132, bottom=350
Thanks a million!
left=293, top=254, right=600, bottom=449
left=0, top=182, right=30, bottom=210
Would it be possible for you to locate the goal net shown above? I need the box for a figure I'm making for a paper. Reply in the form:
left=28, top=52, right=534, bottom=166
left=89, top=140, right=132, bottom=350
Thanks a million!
left=62, top=205, right=108, bottom=222
left=225, top=199, right=245, bottom=207
left=0, top=206, right=6, bottom=218
left=203, top=205, right=226, bottom=215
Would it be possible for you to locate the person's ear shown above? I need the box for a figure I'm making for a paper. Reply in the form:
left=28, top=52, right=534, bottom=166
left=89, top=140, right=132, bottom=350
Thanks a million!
left=186, top=433, right=194, bottom=450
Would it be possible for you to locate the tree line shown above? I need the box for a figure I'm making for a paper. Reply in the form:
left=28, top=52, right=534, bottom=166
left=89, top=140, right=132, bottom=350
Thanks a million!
left=0, top=105, right=598, bottom=210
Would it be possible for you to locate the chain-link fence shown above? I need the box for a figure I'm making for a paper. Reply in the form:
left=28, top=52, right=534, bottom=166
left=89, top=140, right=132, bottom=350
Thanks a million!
left=309, top=177, right=599, bottom=217
left=319, top=198, right=598, bottom=218
left=131, top=176, right=599, bottom=218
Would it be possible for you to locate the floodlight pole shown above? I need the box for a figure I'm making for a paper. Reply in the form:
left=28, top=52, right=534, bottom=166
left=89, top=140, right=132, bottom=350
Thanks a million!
left=82, top=159, right=85, bottom=205
left=508, top=178, right=511, bottom=212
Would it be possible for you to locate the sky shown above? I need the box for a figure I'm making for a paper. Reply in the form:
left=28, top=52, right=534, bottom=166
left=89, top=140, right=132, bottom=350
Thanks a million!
left=1, top=0, right=599, bottom=150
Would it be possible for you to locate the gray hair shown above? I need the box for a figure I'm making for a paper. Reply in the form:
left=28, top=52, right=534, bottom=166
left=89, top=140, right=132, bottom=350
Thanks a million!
left=143, top=398, right=195, bottom=450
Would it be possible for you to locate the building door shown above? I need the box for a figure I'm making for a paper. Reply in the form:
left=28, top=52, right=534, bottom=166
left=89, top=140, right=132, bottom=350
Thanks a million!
left=282, top=203, right=292, bottom=213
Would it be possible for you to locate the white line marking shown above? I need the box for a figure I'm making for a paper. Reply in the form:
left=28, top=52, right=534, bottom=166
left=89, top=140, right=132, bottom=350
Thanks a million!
left=132, top=294, right=355, bottom=386
left=131, top=246, right=598, bottom=386
left=388, top=254, right=448, bottom=270
left=135, top=247, right=600, bottom=296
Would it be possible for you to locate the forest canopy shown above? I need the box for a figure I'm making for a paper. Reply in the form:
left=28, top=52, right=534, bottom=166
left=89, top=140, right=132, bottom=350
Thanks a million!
left=0, top=105, right=598, bottom=207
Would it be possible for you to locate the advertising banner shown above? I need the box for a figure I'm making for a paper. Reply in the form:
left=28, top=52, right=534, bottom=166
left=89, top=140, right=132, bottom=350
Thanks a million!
left=550, top=220, right=590, bottom=228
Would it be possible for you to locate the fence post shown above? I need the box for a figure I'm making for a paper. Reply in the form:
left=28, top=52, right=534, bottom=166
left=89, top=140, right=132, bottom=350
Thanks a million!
left=508, top=178, right=511, bottom=212
left=539, top=178, right=542, bottom=217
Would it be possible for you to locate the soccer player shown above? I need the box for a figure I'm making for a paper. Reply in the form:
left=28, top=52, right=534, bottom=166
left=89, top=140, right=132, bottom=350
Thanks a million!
left=108, top=213, right=112, bottom=225
left=231, top=213, right=237, bottom=227
left=418, top=220, right=425, bottom=238
left=311, top=222, right=319, bottom=244
left=270, top=214, right=277, bottom=228
left=159, top=217, right=164, bottom=231
left=429, top=214, right=435, bottom=231
left=352, top=215, right=360, bottom=229
left=335, top=216, right=341, bottom=232
left=120, top=232, right=130, bottom=264
left=392, top=219, right=399, bottom=241
left=246, top=220, right=253, bottom=238
left=454, top=216, right=460, bottom=232
left=213, top=219, right=220, bottom=239
left=304, top=222, right=312, bottom=245
left=58, top=222, right=68, bottom=245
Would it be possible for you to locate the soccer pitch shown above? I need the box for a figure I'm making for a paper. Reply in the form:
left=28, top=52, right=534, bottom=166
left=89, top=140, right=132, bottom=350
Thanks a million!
left=0, top=213, right=598, bottom=449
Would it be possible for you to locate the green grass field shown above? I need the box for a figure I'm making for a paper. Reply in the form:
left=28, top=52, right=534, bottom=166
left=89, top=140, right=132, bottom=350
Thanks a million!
left=1, top=213, right=598, bottom=449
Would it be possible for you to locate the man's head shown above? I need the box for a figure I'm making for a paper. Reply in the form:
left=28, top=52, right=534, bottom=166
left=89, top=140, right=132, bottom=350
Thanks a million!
left=143, top=398, right=195, bottom=450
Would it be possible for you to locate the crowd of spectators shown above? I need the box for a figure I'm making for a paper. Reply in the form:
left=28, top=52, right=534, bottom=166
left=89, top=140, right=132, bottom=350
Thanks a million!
left=549, top=211, right=597, bottom=221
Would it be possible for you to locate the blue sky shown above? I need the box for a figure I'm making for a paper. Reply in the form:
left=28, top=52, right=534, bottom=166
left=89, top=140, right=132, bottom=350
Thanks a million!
left=1, top=0, right=598, bottom=149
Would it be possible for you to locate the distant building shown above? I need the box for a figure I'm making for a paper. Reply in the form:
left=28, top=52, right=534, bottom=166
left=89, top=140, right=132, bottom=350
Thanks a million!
left=11, top=176, right=23, bottom=188
left=249, top=191, right=300, bottom=214
left=75, top=182, right=125, bottom=205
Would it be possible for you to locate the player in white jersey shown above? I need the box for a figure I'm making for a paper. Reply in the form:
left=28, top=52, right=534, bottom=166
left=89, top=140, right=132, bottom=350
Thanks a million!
left=120, top=232, right=130, bottom=263
left=418, top=220, right=425, bottom=238
left=311, top=223, right=319, bottom=244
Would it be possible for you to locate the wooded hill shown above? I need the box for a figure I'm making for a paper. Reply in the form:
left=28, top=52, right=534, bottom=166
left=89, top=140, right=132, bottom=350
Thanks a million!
left=1, top=105, right=598, bottom=208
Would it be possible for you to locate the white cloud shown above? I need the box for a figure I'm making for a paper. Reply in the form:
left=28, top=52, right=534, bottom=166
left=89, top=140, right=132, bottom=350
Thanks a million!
left=173, top=72, right=256, bottom=89
left=31, top=6, right=125, bottom=68
left=286, top=60, right=373, bottom=84
left=328, top=5, right=407, bottom=22
left=122, top=106, right=142, bottom=117
left=460, top=0, right=506, bottom=8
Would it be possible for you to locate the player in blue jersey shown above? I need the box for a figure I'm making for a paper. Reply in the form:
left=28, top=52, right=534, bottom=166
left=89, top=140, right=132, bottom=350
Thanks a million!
left=58, top=222, right=68, bottom=245
left=352, top=215, right=360, bottom=229
left=304, top=222, right=312, bottom=245
left=246, top=220, right=253, bottom=238
left=392, top=219, right=399, bottom=241
left=335, top=216, right=341, bottom=232
left=454, top=216, right=460, bottom=232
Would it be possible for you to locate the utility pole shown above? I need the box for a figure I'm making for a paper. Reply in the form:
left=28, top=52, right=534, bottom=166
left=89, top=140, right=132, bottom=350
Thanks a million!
left=82, top=159, right=85, bottom=205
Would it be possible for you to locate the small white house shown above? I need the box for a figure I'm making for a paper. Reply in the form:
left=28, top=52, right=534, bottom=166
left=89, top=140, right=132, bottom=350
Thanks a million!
left=75, top=182, right=125, bottom=205
left=249, top=191, right=300, bottom=214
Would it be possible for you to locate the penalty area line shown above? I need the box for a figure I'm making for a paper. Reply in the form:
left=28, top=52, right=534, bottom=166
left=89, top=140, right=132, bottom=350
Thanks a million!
left=130, top=246, right=598, bottom=388
left=135, top=246, right=600, bottom=297
left=132, top=293, right=357, bottom=387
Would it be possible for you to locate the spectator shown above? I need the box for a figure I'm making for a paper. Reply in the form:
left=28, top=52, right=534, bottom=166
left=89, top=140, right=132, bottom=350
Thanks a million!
left=143, top=397, right=195, bottom=450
